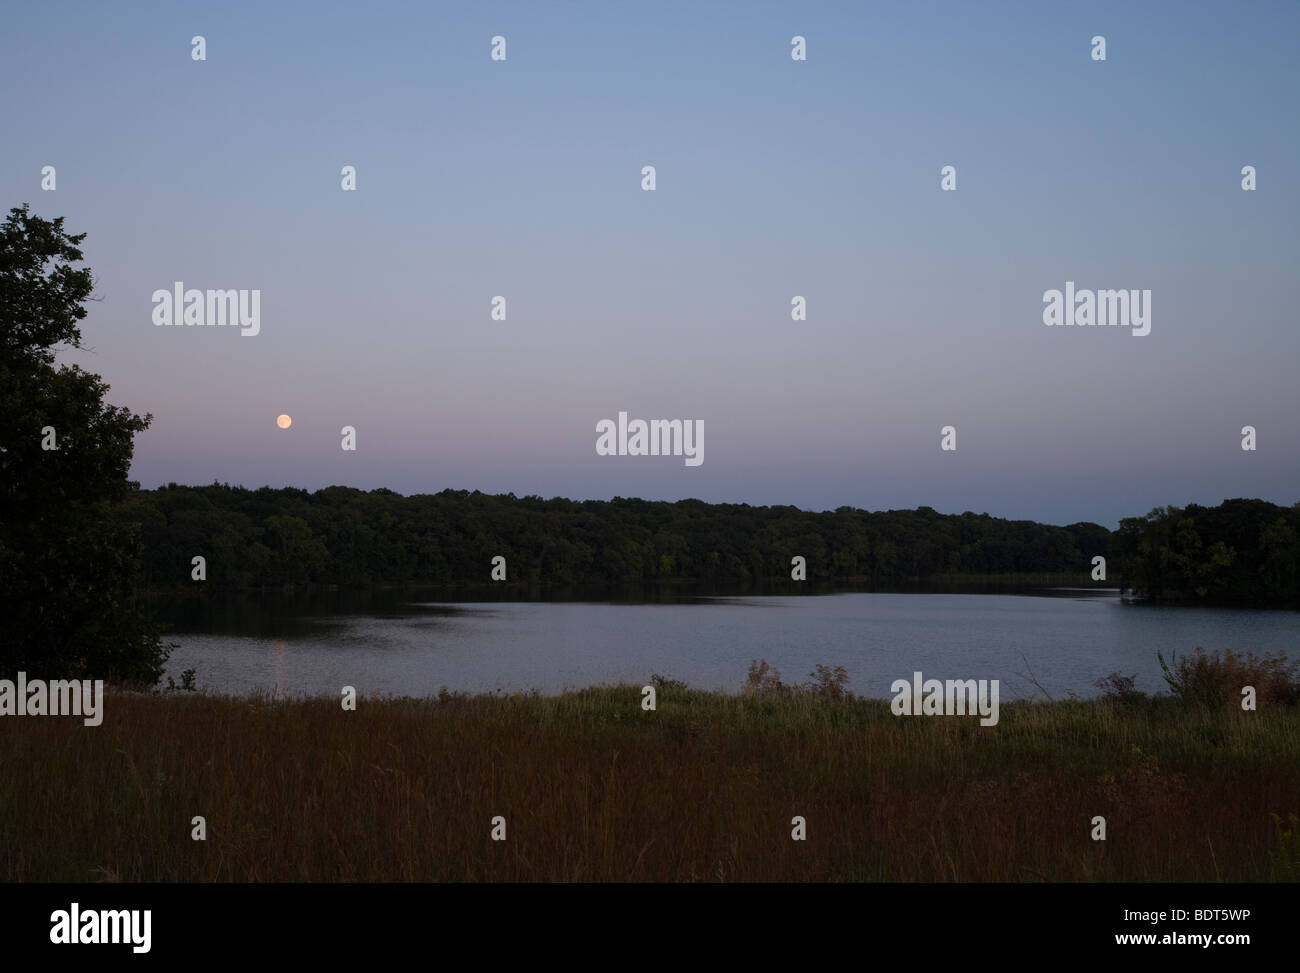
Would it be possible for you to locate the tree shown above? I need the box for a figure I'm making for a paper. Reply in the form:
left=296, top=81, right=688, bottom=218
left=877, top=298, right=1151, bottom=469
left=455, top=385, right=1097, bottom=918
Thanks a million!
left=263, top=514, right=330, bottom=584
left=0, top=204, right=168, bottom=684
left=1114, top=500, right=1298, bottom=606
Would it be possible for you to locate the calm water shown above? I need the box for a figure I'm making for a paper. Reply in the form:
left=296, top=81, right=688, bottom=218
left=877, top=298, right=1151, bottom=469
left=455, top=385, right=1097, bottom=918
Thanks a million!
left=153, top=587, right=1300, bottom=700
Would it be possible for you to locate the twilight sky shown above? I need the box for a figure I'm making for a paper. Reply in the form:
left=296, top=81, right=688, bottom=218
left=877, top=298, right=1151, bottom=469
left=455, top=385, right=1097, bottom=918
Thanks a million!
left=3, top=0, right=1297, bottom=527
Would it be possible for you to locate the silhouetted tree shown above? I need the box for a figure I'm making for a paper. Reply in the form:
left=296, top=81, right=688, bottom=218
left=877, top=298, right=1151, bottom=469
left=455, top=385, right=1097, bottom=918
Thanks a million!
left=0, top=205, right=168, bottom=683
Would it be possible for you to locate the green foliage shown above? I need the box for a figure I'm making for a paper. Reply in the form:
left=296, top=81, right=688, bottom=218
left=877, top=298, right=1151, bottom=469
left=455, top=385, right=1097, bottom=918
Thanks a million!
left=1114, top=500, right=1300, bottom=606
left=125, top=487, right=1113, bottom=590
left=0, top=205, right=168, bottom=685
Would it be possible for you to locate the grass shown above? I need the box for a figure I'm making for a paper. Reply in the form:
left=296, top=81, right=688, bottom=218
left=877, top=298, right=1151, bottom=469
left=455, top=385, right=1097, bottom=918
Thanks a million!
left=1, top=677, right=1297, bottom=882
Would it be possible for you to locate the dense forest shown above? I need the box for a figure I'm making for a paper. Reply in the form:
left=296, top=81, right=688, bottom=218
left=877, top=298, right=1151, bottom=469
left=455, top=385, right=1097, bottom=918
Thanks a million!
left=114, top=478, right=1300, bottom=600
left=120, top=485, right=1300, bottom=606
left=1112, top=498, right=1300, bottom=607
left=123, top=482, right=1112, bottom=590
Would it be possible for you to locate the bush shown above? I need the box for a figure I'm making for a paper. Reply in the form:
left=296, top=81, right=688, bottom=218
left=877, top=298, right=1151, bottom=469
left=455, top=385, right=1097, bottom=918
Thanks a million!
left=1157, top=648, right=1300, bottom=709
left=650, top=673, right=688, bottom=691
left=743, top=659, right=791, bottom=697
left=163, top=668, right=198, bottom=693
left=1094, top=671, right=1146, bottom=704
left=743, top=660, right=851, bottom=700
left=804, top=663, right=850, bottom=700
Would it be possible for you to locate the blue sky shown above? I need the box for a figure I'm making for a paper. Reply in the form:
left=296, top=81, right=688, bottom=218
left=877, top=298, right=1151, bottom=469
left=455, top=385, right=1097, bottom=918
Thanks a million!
left=3, top=0, right=1297, bottom=526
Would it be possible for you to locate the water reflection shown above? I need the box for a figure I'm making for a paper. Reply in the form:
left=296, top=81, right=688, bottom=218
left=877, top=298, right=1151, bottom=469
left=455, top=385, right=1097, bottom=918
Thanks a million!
left=155, top=587, right=1300, bottom=702
left=271, top=637, right=288, bottom=699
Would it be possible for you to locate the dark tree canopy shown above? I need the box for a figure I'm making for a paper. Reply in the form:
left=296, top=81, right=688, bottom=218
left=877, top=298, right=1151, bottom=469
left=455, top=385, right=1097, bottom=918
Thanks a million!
left=1113, top=499, right=1300, bottom=606
left=0, top=204, right=168, bottom=684
left=126, top=482, right=1115, bottom=592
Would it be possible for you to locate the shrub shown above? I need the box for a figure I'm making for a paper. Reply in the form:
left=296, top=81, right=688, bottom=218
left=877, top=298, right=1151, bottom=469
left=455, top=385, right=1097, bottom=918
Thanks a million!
left=650, top=673, right=688, bottom=691
left=163, top=668, right=198, bottom=693
left=1094, top=671, right=1145, bottom=704
left=742, top=659, right=791, bottom=697
left=1157, top=648, right=1300, bottom=709
left=804, top=663, right=850, bottom=700
left=743, top=660, right=851, bottom=700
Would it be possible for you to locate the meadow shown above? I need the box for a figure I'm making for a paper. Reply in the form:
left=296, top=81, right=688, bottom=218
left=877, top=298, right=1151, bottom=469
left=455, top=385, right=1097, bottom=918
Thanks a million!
left=2, top=654, right=1297, bottom=882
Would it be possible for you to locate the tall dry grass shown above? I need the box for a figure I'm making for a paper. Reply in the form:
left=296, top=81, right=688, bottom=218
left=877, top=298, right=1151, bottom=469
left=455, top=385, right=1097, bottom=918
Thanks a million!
left=1, top=675, right=1297, bottom=882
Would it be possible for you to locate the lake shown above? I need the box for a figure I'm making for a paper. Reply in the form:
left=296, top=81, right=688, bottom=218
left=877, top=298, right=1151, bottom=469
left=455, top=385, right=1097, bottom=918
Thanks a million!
left=152, top=586, right=1300, bottom=700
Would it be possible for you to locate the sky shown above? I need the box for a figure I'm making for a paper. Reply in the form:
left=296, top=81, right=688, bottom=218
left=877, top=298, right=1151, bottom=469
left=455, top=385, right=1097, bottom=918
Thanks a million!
left=2, top=0, right=1297, bottom=528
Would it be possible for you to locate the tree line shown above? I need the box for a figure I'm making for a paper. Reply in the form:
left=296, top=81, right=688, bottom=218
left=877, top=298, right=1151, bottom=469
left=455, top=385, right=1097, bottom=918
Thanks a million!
left=1112, top=498, right=1300, bottom=607
left=125, top=484, right=1300, bottom=607
left=124, top=482, right=1114, bottom=589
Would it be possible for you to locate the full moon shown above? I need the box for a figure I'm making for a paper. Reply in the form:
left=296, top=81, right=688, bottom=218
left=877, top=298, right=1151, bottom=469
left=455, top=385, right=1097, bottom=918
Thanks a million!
left=276, top=414, right=292, bottom=429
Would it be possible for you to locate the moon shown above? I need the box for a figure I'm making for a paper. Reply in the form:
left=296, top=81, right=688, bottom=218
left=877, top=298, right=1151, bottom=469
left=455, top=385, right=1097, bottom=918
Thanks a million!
left=276, top=414, right=292, bottom=429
